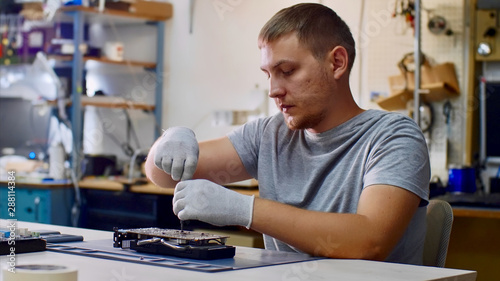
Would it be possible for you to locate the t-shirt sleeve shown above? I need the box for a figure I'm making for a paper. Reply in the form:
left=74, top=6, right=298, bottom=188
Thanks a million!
left=363, top=115, right=430, bottom=205
left=226, top=118, right=264, bottom=179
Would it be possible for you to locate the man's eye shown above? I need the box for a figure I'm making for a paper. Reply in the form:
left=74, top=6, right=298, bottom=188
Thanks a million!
left=283, top=69, right=294, bottom=76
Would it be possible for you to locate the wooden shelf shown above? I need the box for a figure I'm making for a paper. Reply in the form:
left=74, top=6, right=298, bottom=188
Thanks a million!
left=57, top=5, right=172, bottom=22
left=49, top=96, right=155, bottom=110
left=78, top=178, right=260, bottom=197
left=81, top=96, right=155, bottom=110
left=376, top=82, right=460, bottom=111
left=453, top=207, right=500, bottom=219
left=50, top=55, right=156, bottom=68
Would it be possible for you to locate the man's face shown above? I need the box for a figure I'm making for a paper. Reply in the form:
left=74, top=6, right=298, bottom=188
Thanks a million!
left=260, top=33, right=336, bottom=132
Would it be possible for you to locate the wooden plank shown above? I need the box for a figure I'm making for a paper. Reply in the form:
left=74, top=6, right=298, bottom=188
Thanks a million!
left=78, top=178, right=260, bottom=197
left=81, top=96, right=155, bottom=111
left=453, top=207, right=500, bottom=219
left=58, top=5, right=172, bottom=21
left=49, top=55, right=157, bottom=69
left=78, top=178, right=124, bottom=191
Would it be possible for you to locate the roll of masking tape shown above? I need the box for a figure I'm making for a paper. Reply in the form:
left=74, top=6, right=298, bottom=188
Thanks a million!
left=3, top=264, right=77, bottom=281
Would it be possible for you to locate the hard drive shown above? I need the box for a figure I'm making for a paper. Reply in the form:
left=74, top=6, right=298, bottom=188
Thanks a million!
left=113, top=228, right=235, bottom=260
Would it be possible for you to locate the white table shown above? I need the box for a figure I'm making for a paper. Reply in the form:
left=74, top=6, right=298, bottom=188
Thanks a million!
left=0, top=220, right=477, bottom=281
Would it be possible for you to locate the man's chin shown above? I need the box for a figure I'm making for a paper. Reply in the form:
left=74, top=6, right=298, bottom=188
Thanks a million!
left=284, top=116, right=304, bottom=131
left=283, top=114, right=321, bottom=131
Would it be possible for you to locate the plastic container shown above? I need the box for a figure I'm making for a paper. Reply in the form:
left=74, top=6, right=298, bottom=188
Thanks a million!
left=447, top=166, right=477, bottom=193
left=49, top=142, right=66, bottom=180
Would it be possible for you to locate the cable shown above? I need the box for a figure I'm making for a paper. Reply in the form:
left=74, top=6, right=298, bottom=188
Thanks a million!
left=123, top=109, right=141, bottom=149
left=53, top=104, right=82, bottom=227
left=70, top=163, right=81, bottom=227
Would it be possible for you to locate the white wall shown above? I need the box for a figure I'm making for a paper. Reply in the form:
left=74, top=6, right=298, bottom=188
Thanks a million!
left=162, top=0, right=363, bottom=140
left=85, top=0, right=468, bottom=180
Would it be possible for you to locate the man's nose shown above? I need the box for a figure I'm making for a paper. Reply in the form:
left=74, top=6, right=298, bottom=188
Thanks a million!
left=268, top=78, right=285, bottom=98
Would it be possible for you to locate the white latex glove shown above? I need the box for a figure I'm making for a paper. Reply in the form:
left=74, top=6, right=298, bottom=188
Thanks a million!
left=173, top=179, right=255, bottom=228
left=154, top=127, right=199, bottom=181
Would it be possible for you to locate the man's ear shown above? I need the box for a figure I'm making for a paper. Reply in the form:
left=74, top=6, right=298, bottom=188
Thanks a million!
left=327, top=46, right=349, bottom=79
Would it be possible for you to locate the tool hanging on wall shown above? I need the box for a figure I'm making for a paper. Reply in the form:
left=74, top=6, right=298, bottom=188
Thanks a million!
left=393, top=0, right=416, bottom=34
left=443, top=100, right=452, bottom=137
left=0, top=14, right=24, bottom=65
left=427, top=15, right=453, bottom=36
left=426, top=8, right=454, bottom=37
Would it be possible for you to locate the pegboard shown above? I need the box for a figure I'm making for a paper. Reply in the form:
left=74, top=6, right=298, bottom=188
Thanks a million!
left=359, top=0, right=467, bottom=181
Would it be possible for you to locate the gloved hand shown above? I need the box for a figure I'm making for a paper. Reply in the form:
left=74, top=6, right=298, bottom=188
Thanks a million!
left=154, top=127, right=199, bottom=181
left=173, top=179, right=255, bottom=228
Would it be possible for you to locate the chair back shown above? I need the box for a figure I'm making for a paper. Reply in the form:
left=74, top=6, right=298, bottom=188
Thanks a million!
left=423, top=199, right=454, bottom=267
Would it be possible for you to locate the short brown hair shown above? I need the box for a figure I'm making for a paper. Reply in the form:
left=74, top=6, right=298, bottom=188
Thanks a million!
left=259, top=3, right=356, bottom=72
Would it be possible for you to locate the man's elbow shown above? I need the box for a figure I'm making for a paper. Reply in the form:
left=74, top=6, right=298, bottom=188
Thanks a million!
left=356, top=242, right=390, bottom=261
left=144, top=155, right=174, bottom=188
left=145, top=163, right=159, bottom=185
left=316, top=237, right=391, bottom=261
left=350, top=237, right=393, bottom=261
left=144, top=160, right=161, bottom=186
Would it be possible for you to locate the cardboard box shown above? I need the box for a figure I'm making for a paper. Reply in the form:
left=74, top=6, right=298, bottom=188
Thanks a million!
left=105, top=0, right=173, bottom=19
left=388, top=62, right=459, bottom=96
left=380, top=62, right=460, bottom=110
left=5, top=160, right=44, bottom=173
left=20, top=3, right=44, bottom=20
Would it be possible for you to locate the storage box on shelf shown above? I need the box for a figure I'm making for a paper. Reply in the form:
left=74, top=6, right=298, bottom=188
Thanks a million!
left=377, top=62, right=460, bottom=111
left=104, top=0, right=173, bottom=19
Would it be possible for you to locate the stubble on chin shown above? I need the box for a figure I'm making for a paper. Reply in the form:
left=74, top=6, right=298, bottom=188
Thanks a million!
left=283, top=111, right=325, bottom=131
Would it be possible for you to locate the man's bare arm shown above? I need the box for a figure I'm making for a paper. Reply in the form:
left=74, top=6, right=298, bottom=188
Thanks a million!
left=250, top=184, right=421, bottom=260
left=145, top=136, right=252, bottom=188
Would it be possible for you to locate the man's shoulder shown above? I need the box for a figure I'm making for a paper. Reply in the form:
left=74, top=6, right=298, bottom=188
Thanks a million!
left=353, top=110, right=423, bottom=144
left=364, top=109, right=412, bottom=121
left=362, top=109, right=418, bottom=128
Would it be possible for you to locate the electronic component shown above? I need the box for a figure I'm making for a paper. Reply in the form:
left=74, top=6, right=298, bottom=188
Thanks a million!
left=0, top=237, right=46, bottom=255
left=113, top=227, right=236, bottom=260
left=0, top=228, right=84, bottom=255
left=39, top=232, right=84, bottom=243
left=0, top=228, right=46, bottom=255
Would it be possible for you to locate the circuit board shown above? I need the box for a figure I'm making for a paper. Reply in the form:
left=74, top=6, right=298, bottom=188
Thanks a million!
left=0, top=228, right=46, bottom=254
left=113, top=227, right=235, bottom=260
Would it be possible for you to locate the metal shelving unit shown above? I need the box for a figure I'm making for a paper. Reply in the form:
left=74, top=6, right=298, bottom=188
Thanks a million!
left=57, top=6, right=169, bottom=177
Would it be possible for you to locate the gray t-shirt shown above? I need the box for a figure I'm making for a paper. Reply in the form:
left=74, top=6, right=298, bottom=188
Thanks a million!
left=227, top=109, right=430, bottom=265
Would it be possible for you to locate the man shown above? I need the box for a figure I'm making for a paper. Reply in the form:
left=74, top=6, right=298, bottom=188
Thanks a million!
left=145, top=3, right=430, bottom=265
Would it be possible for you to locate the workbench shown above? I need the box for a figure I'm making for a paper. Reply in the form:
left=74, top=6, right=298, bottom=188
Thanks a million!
left=446, top=206, right=500, bottom=281
left=0, top=178, right=258, bottom=229
left=0, top=220, right=477, bottom=281
left=1, top=179, right=496, bottom=280
left=76, top=178, right=259, bottom=232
